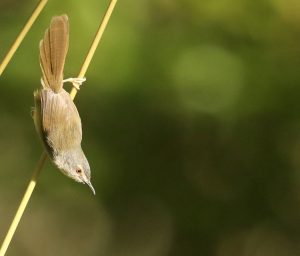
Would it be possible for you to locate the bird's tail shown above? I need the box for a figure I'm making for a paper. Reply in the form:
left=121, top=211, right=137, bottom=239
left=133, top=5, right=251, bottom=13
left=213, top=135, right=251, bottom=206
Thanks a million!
left=39, top=15, right=69, bottom=93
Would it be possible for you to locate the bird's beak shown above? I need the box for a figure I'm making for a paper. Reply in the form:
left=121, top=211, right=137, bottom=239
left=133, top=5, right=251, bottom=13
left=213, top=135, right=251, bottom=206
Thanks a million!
left=85, top=180, right=96, bottom=195
left=80, top=173, right=96, bottom=195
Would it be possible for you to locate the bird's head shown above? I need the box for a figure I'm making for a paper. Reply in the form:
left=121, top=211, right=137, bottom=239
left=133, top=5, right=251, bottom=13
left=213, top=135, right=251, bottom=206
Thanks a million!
left=54, top=147, right=95, bottom=195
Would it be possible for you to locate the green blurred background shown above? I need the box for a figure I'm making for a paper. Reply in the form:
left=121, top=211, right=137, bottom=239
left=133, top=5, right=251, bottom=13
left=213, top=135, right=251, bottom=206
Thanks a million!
left=1, top=0, right=300, bottom=255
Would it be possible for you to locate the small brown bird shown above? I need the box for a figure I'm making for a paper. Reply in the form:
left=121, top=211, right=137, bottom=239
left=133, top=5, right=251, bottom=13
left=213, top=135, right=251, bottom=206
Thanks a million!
left=32, top=15, right=95, bottom=194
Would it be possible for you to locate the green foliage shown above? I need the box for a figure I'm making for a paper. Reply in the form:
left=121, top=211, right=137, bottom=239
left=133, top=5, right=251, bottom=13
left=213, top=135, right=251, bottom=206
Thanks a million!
left=0, top=0, right=300, bottom=255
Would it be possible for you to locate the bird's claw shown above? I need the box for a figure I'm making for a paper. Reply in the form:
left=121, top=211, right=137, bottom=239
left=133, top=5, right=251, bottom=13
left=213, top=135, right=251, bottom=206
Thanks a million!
left=63, top=77, right=86, bottom=90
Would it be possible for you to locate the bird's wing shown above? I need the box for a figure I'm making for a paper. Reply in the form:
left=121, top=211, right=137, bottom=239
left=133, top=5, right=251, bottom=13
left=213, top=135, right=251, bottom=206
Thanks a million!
left=36, top=89, right=82, bottom=153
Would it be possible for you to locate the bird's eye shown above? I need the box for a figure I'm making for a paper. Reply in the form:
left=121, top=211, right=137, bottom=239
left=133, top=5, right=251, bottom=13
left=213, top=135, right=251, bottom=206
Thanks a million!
left=76, top=169, right=82, bottom=174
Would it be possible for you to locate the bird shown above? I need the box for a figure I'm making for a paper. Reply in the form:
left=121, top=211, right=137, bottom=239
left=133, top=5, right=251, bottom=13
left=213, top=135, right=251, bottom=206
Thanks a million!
left=32, top=15, right=95, bottom=195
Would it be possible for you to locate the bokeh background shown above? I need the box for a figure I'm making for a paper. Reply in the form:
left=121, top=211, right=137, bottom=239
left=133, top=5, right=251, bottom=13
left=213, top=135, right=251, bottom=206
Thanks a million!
left=1, top=0, right=300, bottom=255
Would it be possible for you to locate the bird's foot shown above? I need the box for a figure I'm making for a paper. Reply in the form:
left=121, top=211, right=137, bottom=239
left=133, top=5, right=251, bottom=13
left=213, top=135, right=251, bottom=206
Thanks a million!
left=63, top=77, right=86, bottom=90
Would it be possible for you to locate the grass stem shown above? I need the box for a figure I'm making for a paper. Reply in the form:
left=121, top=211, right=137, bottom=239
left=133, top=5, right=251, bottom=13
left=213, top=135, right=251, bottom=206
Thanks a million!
left=0, top=0, right=48, bottom=76
left=70, top=0, right=118, bottom=99
left=0, top=1, right=117, bottom=255
left=0, top=152, right=47, bottom=256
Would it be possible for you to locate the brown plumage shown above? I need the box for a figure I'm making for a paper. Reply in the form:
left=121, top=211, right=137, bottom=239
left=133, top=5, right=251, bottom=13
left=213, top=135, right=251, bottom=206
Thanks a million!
left=39, top=15, right=69, bottom=92
left=33, top=15, right=95, bottom=194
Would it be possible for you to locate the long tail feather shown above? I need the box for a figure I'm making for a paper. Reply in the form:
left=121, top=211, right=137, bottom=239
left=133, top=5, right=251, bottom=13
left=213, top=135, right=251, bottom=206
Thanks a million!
left=39, top=15, right=69, bottom=93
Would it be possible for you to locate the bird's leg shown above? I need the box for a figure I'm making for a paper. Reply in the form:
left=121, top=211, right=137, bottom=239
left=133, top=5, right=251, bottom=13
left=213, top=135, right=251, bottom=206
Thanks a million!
left=63, top=77, right=86, bottom=90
